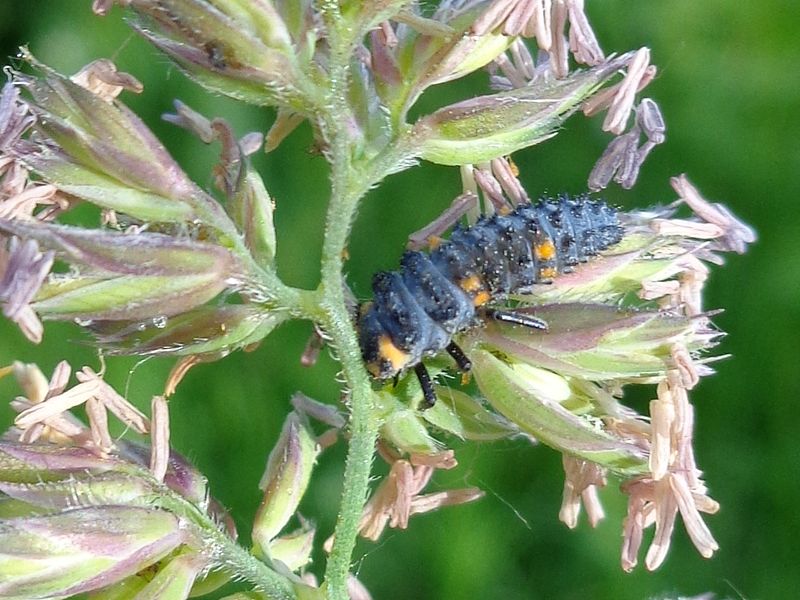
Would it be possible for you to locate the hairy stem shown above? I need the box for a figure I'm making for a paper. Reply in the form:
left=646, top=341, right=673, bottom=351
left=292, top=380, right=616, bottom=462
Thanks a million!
left=312, top=5, right=428, bottom=596
left=152, top=490, right=298, bottom=599
left=315, top=7, right=380, bottom=600
left=319, top=275, right=378, bottom=600
left=210, top=528, right=299, bottom=600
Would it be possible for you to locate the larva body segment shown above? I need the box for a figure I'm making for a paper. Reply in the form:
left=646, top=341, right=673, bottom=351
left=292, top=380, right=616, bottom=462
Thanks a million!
left=358, top=195, right=624, bottom=380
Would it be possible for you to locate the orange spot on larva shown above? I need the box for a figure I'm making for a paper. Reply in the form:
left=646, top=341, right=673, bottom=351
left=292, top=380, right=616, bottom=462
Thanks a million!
left=377, top=335, right=411, bottom=373
left=459, top=274, right=483, bottom=293
left=427, top=235, right=443, bottom=250
left=539, top=266, right=558, bottom=279
left=473, top=290, right=491, bottom=306
left=534, top=239, right=557, bottom=261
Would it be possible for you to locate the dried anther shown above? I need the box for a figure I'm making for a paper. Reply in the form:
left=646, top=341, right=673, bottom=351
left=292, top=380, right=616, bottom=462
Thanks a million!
left=560, top=456, right=607, bottom=528
left=0, top=82, right=35, bottom=151
left=620, top=370, right=719, bottom=571
left=149, top=395, right=170, bottom=482
left=638, top=97, right=666, bottom=144
left=0, top=237, right=53, bottom=342
left=8, top=361, right=156, bottom=462
left=76, top=366, right=150, bottom=434
left=588, top=97, right=666, bottom=191
left=71, top=59, right=143, bottom=101
left=601, top=48, right=652, bottom=134
left=163, top=100, right=265, bottom=198
left=355, top=450, right=482, bottom=542
left=474, top=0, right=604, bottom=71
left=671, top=174, right=756, bottom=254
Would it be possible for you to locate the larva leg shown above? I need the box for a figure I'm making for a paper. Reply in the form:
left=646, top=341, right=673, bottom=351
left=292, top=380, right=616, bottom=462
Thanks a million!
left=414, top=362, right=437, bottom=409
left=484, top=308, right=549, bottom=331
left=446, top=341, right=472, bottom=372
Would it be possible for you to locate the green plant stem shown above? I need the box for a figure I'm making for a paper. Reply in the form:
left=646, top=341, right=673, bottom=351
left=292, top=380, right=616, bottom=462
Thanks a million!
left=312, top=6, right=429, bottom=596
left=318, top=271, right=378, bottom=600
left=318, top=149, right=380, bottom=598
left=315, top=107, right=425, bottom=600
left=210, top=527, right=299, bottom=600
left=314, top=8, right=381, bottom=599
left=150, top=479, right=299, bottom=599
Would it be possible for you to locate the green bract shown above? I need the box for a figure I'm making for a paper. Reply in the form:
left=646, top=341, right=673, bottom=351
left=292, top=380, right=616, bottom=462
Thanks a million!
left=423, top=385, right=518, bottom=442
left=89, top=306, right=287, bottom=357
left=0, top=506, right=185, bottom=599
left=126, top=0, right=318, bottom=112
left=252, top=412, right=319, bottom=555
left=415, top=55, right=633, bottom=166
left=229, top=167, right=278, bottom=268
left=18, top=54, right=232, bottom=229
left=0, top=219, right=241, bottom=321
left=471, top=349, right=649, bottom=475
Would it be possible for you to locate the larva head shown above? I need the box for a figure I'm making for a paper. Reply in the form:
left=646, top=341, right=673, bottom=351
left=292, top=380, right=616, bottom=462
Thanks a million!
left=356, top=303, right=412, bottom=380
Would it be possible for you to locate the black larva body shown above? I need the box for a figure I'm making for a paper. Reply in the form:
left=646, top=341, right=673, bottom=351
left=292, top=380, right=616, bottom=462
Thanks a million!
left=357, top=195, right=623, bottom=382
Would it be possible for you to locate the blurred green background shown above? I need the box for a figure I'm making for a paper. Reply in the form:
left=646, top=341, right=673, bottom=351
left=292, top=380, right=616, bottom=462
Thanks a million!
left=1, top=2, right=798, bottom=599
